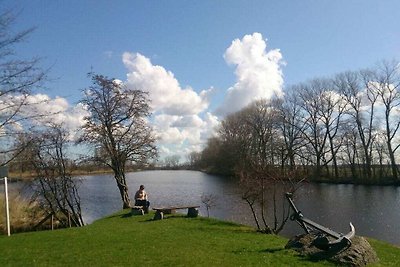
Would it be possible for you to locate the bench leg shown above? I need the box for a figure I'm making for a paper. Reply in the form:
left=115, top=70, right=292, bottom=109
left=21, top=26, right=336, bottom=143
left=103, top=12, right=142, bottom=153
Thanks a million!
left=187, top=207, right=199, bottom=218
left=153, top=210, right=164, bottom=220
left=131, top=208, right=144, bottom=216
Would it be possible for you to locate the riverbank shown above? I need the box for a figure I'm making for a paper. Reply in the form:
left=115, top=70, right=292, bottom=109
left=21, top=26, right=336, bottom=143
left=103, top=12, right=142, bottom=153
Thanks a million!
left=199, top=167, right=400, bottom=187
left=9, top=166, right=400, bottom=187
left=0, top=210, right=399, bottom=266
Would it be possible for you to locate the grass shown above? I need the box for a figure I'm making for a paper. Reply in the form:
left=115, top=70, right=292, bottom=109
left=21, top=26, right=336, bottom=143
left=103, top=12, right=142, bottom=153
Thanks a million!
left=0, top=210, right=399, bottom=266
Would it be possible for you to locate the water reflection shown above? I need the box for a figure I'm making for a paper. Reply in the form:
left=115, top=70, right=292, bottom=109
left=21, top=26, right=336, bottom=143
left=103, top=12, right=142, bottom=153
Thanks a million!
left=292, top=183, right=400, bottom=245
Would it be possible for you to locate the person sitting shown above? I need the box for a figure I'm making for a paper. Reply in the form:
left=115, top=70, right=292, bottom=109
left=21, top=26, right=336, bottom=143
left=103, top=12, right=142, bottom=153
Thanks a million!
left=134, top=185, right=150, bottom=213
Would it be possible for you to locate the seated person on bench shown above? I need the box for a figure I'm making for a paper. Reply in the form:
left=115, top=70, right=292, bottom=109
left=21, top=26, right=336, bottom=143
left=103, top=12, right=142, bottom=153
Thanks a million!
left=134, top=185, right=150, bottom=213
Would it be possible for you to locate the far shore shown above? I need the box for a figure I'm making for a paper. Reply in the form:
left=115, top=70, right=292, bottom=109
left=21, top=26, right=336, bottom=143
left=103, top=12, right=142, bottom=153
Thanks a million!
left=6, top=167, right=400, bottom=187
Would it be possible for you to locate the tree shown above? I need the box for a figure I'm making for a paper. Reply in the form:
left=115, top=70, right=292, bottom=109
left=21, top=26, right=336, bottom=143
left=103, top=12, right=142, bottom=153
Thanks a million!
left=163, top=155, right=181, bottom=169
left=297, top=79, right=331, bottom=180
left=335, top=71, right=378, bottom=180
left=340, top=122, right=360, bottom=180
left=368, top=60, right=400, bottom=181
left=186, top=151, right=201, bottom=169
left=238, top=164, right=304, bottom=234
left=244, top=100, right=281, bottom=166
left=217, top=108, right=253, bottom=174
left=80, top=74, right=157, bottom=208
left=0, top=9, right=46, bottom=166
left=317, top=86, right=347, bottom=180
left=275, top=89, right=306, bottom=169
left=201, top=193, right=217, bottom=218
left=27, top=125, right=84, bottom=227
left=200, top=137, right=228, bottom=174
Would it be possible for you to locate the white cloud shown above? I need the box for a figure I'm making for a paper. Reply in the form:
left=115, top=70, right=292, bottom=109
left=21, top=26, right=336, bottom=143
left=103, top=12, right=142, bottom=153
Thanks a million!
left=154, top=114, right=206, bottom=144
left=119, top=33, right=284, bottom=160
left=201, top=112, right=220, bottom=140
left=121, top=52, right=221, bottom=161
left=217, top=32, right=284, bottom=115
left=23, top=94, right=89, bottom=140
left=152, top=113, right=220, bottom=159
left=122, top=52, right=210, bottom=116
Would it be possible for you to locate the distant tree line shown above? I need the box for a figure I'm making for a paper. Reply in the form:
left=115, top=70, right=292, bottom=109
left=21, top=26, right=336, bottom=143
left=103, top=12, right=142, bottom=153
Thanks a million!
left=194, top=60, right=400, bottom=185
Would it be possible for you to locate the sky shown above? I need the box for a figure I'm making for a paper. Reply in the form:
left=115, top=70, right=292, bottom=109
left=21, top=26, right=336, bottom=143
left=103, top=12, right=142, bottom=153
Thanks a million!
left=3, top=0, right=400, bottom=161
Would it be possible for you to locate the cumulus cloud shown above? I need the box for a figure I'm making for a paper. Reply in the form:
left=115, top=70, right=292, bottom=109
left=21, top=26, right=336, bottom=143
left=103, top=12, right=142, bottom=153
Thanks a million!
left=151, top=113, right=220, bottom=159
left=119, top=33, right=285, bottom=160
left=120, top=52, right=221, bottom=160
left=217, top=32, right=284, bottom=115
left=122, top=52, right=211, bottom=115
left=22, top=94, right=89, bottom=140
left=153, top=114, right=213, bottom=145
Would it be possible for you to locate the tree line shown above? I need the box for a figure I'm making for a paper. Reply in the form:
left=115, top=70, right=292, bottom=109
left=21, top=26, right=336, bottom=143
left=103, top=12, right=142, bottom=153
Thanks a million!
left=195, top=60, right=400, bottom=185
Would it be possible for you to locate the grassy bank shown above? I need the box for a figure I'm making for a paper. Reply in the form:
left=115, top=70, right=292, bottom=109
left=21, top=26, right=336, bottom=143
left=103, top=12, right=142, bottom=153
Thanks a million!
left=0, top=210, right=399, bottom=266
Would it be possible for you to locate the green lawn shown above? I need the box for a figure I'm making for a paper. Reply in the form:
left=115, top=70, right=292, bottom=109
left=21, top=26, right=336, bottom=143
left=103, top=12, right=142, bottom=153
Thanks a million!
left=0, top=210, right=399, bottom=266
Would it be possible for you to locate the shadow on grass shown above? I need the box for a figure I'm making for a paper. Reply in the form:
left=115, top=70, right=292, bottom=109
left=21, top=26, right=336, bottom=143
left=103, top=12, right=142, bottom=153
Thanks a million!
left=145, top=215, right=193, bottom=221
left=105, top=214, right=126, bottom=219
left=121, top=213, right=133, bottom=218
left=260, top=247, right=285, bottom=253
left=118, top=211, right=190, bottom=222
left=231, top=247, right=285, bottom=256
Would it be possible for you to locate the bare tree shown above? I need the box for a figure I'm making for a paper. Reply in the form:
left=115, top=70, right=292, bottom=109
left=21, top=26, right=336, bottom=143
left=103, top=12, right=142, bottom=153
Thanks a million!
left=80, top=74, right=157, bottom=208
left=244, top=100, right=280, bottom=166
left=186, top=151, right=201, bottom=169
left=163, top=155, right=181, bottom=169
left=201, top=193, right=217, bottom=218
left=199, top=137, right=230, bottom=174
left=297, top=79, right=331, bottom=180
left=340, top=123, right=360, bottom=180
left=27, top=125, right=84, bottom=227
left=335, top=71, right=378, bottom=180
left=238, top=165, right=303, bottom=234
left=317, top=86, right=347, bottom=180
left=221, top=100, right=301, bottom=234
left=275, top=89, right=307, bottom=169
left=0, top=9, right=46, bottom=166
left=368, top=60, right=400, bottom=181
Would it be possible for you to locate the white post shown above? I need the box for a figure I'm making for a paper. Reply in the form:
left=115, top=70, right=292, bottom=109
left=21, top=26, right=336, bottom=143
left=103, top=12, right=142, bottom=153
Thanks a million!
left=4, top=177, right=10, bottom=236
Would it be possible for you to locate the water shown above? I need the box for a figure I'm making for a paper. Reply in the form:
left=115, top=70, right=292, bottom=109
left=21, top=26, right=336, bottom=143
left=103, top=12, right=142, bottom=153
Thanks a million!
left=3, top=170, right=400, bottom=245
left=79, top=170, right=251, bottom=225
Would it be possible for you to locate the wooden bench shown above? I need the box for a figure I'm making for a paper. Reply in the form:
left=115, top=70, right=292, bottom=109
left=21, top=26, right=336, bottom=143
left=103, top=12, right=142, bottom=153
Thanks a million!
left=153, top=206, right=200, bottom=220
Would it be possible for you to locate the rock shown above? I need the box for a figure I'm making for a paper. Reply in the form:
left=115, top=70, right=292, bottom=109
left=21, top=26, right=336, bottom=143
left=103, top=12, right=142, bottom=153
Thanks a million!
left=285, top=233, right=379, bottom=266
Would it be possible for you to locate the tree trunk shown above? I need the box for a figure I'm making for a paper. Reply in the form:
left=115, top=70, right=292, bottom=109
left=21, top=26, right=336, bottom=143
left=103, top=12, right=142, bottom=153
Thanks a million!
left=387, top=141, right=398, bottom=181
left=385, top=113, right=399, bottom=181
left=113, top=168, right=131, bottom=209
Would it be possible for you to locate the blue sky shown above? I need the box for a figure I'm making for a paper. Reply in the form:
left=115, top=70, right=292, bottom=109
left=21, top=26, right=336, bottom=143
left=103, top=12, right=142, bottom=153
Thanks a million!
left=4, top=0, right=400, bottom=160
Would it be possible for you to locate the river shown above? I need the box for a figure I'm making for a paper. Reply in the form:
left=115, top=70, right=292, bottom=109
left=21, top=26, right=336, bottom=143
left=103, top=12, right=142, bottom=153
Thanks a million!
left=3, top=170, right=400, bottom=245
left=78, top=170, right=400, bottom=246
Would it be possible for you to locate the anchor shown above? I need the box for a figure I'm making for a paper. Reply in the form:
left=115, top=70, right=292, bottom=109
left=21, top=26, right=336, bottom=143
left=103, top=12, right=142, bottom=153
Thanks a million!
left=285, top=192, right=355, bottom=251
